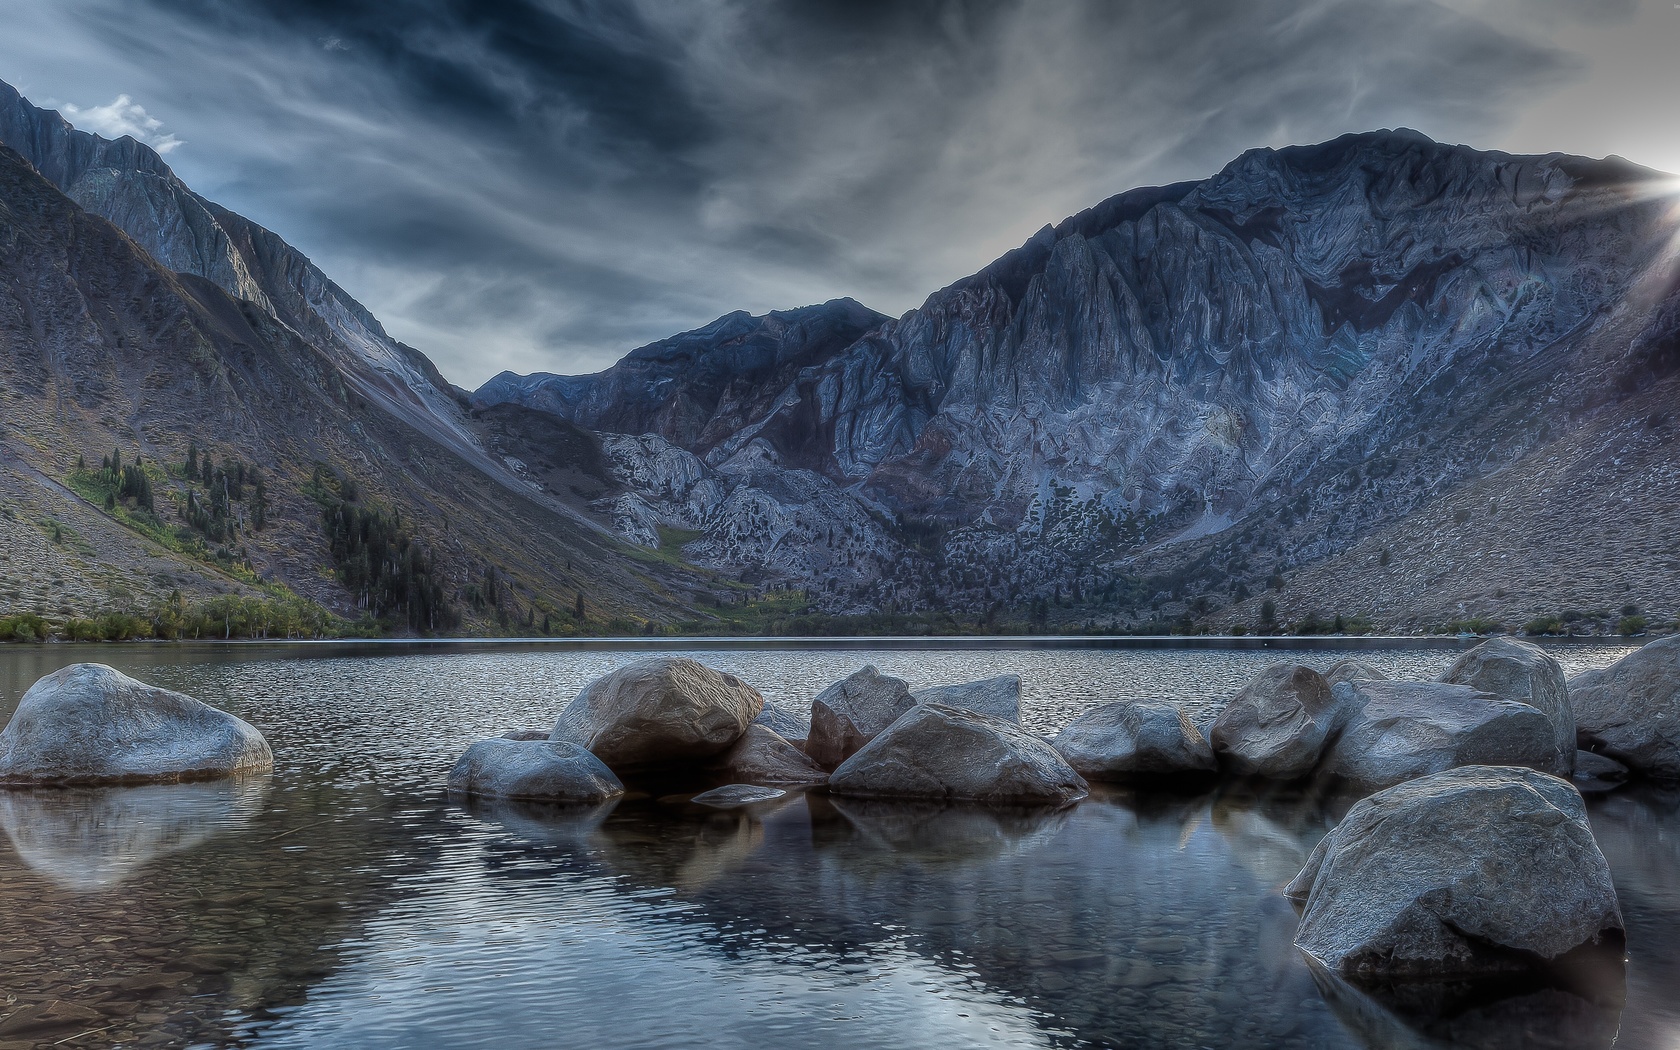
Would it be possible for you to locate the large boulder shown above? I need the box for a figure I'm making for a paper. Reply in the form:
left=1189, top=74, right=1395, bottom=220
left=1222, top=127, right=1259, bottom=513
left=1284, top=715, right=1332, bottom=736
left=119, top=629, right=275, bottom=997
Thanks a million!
left=550, top=657, right=762, bottom=769
left=706, top=724, right=828, bottom=785
left=1052, top=701, right=1216, bottom=781
left=828, top=703, right=1088, bottom=805
left=804, top=666, right=915, bottom=770
left=1570, top=637, right=1680, bottom=779
left=1318, top=680, right=1559, bottom=792
left=1209, top=664, right=1339, bottom=779
left=447, top=738, right=624, bottom=803
left=0, top=664, right=272, bottom=786
left=1286, top=766, right=1623, bottom=979
left=912, top=675, right=1021, bottom=723
left=1442, top=637, right=1574, bottom=775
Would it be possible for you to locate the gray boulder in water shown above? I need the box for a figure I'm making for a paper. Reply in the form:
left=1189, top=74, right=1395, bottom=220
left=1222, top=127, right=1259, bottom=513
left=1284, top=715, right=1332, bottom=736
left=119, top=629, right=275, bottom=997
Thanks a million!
left=707, top=724, right=828, bottom=786
left=1209, top=664, right=1339, bottom=779
left=1441, top=637, right=1574, bottom=775
left=550, top=657, right=763, bottom=769
left=1323, top=659, right=1388, bottom=689
left=751, top=700, right=811, bottom=745
left=1569, top=637, right=1680, bottom=779
left=1052, top=701, right=1216, bottom=780
left=1318, top=680, right=1558, bottom=792
left=912, top=675, right=1022, bottom=723
left=828, top=702, right=1087, bottom=805
left=447, top=738, right=624, bottom=803
left=690, top=784, right=787, bottom=808
left=805, top=666, right=916, bottom=770
left=1286, top=765, right=1623, bottom=979
left=0, top=664, right=272, bottom=786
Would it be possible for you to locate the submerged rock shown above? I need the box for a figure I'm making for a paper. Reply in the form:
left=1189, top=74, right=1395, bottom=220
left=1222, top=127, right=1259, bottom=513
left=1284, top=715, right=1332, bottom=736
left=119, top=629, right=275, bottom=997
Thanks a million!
left=1210, top=664, right=1339, bottom=779
left=691, top=784, right=787, bottom=808
left=551, top=657, right=763, bottom=769
left=1572, top=751, right=1630, bottom=793
left=707, top=724, right=828, bottom=785
left=1441, top=637, right=1574, bottom=775
left=1318, top=680, right=1557, bottom=792
left=1287, top=765, right=1623, bottom=979
left=912, top=675, right=1022, bottom=723
left=447, top=738, right=624, bottom=803
left=1570, top=637, right=1680, bottom=779
left=805, top=666, right=916, bottom=770
left=828, top=702, right=1088, bottom=805
left=0, top=663, right=272, bottom=786
left=1052, top=700, right=1216, bottom=780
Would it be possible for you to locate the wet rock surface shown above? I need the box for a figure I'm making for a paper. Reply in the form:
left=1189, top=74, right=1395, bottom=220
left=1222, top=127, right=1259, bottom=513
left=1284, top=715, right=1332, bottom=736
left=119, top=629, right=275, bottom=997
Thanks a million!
left=706, top=724, right=828, bottom=786
left=690, top=784, right=788, bottom=808
left=446, top=738, right=624, bottom=803
left=1053, top=700, right=1217, bottom=781
left=550, top=657, right=763, bottom=769
left=0, top=664, right=272, bottom=786
left=1287, top=766, right=1623, bottom=980
left=829, top=702, right=1088, bottom=805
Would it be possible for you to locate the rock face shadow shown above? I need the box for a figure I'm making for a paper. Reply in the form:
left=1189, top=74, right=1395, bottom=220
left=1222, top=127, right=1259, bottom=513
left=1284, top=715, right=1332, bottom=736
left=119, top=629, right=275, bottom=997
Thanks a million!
left=1307, top=954, right=1625, bottom=1050
left=0, top=775, right=269, bottom=892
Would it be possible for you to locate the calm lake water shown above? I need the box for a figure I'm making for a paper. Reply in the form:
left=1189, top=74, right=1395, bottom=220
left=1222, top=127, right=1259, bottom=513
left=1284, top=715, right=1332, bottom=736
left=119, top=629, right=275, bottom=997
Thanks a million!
left=0, top=639, right=1673, bottom=1049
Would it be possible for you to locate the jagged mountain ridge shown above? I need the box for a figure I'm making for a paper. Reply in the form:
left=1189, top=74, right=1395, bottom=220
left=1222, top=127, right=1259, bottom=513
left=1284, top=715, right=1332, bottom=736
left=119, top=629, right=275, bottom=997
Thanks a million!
left=479, top=129, right=1680, bottom=626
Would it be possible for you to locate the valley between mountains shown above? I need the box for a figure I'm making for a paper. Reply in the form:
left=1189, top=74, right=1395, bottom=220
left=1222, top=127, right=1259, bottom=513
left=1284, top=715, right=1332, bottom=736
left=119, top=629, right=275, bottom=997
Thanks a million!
left=2, top=77, right=1678, bottom=637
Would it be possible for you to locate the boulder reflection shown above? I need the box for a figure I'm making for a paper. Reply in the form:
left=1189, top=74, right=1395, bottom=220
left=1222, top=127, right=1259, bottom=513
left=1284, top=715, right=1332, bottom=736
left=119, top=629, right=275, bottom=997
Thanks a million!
left=0, top=777, right=268, bottom=892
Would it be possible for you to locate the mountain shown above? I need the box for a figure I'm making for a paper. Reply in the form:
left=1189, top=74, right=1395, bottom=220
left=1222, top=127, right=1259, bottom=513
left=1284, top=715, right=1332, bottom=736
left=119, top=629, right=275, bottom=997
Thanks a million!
left=479, top=129, right=1680, bottom=631
left=0, top=82, right=707, bottom=633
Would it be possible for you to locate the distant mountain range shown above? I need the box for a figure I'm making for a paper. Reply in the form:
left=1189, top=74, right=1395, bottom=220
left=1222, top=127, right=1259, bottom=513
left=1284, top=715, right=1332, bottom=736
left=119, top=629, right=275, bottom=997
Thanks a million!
left=3, top=75, right=1678, bottom=633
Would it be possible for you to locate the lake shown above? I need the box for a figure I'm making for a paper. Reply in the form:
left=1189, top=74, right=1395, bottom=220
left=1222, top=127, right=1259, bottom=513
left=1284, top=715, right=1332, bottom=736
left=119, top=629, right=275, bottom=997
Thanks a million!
left=0, top=638, right=1673, bottom=1049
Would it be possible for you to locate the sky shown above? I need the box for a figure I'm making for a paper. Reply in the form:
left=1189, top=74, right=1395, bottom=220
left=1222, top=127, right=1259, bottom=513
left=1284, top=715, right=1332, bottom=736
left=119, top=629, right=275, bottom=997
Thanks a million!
left=0, top=0, right=1676, bottom=387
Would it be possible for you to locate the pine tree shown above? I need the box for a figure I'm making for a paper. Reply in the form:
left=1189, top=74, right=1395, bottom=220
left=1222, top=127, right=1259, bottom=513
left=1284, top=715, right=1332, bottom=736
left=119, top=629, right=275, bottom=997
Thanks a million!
left=187, top=442, right=198, bottom=477
left=574, top=592, right=585, bottom=620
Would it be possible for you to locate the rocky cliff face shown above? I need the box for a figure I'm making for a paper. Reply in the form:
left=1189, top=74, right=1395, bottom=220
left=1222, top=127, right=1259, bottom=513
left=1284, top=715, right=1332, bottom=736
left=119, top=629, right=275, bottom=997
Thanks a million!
left=480, top=130, right=1680, bottom=628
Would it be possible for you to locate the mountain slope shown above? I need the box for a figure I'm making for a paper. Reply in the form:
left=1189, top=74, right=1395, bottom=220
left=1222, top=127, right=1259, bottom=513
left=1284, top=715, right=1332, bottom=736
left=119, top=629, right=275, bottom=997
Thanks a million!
left=479, top=130, right=1680, bottom=630
left=0, top=135, right=697, bottom=632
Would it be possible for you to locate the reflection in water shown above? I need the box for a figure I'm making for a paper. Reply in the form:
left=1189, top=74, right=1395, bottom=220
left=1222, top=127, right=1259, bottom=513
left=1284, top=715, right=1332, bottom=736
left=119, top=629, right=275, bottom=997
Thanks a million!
left=1307, top=959, right=1623, bottom=1050
left=0, top=641, right=1671, bottom=1049
left=0, top=777, right=269, bottom=891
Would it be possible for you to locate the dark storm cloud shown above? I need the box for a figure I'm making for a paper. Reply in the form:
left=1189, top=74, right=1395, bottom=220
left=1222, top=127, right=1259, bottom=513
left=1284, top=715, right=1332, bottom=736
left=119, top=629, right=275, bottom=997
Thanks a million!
left=0, top=0, right=1648, bottom=384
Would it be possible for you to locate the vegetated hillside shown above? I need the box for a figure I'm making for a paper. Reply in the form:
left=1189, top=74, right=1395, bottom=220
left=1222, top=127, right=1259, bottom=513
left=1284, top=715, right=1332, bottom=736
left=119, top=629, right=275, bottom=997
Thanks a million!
left=481, top=129, right=1680, bottom=632
left=0, top=138, right=704, bottom=635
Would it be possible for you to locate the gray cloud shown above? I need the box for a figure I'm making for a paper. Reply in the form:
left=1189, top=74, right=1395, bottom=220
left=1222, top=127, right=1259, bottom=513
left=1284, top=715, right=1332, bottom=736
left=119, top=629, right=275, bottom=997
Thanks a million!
left=0, top=0, right=1657, bottom=385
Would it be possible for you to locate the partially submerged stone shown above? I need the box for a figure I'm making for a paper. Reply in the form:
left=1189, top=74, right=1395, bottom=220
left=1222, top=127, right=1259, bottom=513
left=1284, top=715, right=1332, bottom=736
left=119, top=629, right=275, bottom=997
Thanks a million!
left=1052, top=700, right=1216, bottom=781
left=0, top=664, right=272, bottom=786
left=1318, top=679, right=1558, bottom=792
left=1441, top=637, right=1574, bottom=775
left=828, top=702, right=1087, bottom=805
left=1570, top=637, right=1680, bottom=779
left=1572, top=751, right=1630, bottom=793
left=447, top=738, right=624, bottom=803
left=551, top=657, right=763, bottom=769
left=707, top=724, right=827, bottom=785
left=912, top=675, right=1022, bottom=723
left=1287, top=766, right=1623, bottom=980
left=1209, top=664, right=1338, bottom=779
left=805, top=666, right=916, bottom=770
left=691, top=784, right=787, bottom=808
